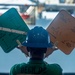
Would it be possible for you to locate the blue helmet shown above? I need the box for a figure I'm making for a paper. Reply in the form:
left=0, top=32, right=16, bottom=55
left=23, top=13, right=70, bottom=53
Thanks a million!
left=22, top=26, right=53, bottom=48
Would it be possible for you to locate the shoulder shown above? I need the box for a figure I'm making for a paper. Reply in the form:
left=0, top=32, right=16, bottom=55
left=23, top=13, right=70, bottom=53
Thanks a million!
left=39, top=62, right=63, bottom=75
left=11, top=63, right=27, bottom=69
left=49, top=64, right=62, bottom=68
left=46, top=63, right=63, bottom=74
left=10, top=63, right=26, bottom=75
left=48, top=63, right=62, bottom=70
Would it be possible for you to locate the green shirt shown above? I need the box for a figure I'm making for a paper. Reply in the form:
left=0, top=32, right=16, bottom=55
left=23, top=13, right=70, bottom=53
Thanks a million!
left=10, top=60, right=62, bottom=75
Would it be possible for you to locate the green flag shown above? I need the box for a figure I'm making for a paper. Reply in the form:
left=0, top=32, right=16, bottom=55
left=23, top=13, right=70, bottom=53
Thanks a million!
left=0, top=8, right=29, bottom=53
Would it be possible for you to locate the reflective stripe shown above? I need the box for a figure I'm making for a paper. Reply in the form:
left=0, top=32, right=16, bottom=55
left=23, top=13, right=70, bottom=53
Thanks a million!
left=0, top=27, right=27, bottom=35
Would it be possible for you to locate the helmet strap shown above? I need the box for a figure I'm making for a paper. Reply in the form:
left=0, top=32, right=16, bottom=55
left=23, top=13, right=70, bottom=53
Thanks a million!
left=44, top=53, right=46, bottom=58
left=28, top=52, right=31, bottom=57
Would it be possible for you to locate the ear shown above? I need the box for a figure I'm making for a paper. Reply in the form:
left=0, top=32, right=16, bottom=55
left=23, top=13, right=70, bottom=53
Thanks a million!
left=45, top=48, right=54, bottom=58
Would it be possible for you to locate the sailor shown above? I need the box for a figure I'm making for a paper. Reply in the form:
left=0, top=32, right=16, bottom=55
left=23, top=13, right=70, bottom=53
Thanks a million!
left=10, top=26, right=62, bottom=75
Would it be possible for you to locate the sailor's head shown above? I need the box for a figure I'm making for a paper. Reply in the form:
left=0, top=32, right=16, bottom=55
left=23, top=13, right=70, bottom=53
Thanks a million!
left=22, top=26, right=53, bottom=59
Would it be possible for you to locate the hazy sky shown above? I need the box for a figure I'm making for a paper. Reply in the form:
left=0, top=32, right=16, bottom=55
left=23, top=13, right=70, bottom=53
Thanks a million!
left=0, top=47, right=75, bottom=73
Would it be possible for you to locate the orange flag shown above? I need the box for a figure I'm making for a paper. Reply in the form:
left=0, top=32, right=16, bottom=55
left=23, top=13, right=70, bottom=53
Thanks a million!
left=47, top=10, right=75, bottom=55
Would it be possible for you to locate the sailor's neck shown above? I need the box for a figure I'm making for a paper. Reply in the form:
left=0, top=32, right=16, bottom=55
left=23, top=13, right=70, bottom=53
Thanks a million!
left=30, top=57, right=43, bottom=61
